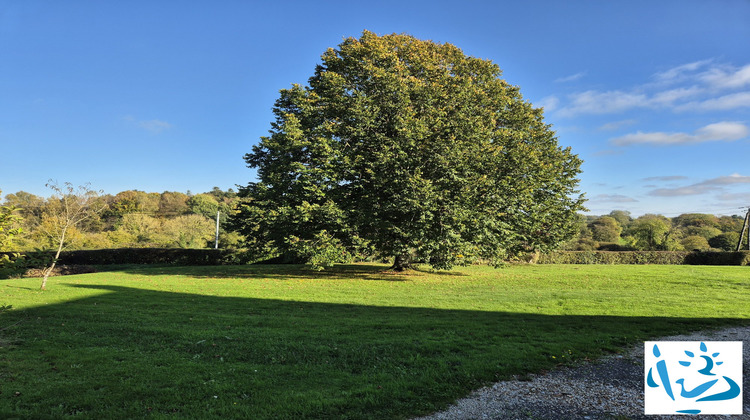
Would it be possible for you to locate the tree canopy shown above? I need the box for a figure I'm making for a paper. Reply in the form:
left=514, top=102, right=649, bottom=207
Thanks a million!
left=233, top=31, right=585, bottom=270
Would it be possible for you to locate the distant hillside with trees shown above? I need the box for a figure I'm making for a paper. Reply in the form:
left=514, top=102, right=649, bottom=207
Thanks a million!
left=3, top=186, right=747, bottom=256
left=1, top=187, right=242, bottom=251
left=564, top=210, right=748, bottom=252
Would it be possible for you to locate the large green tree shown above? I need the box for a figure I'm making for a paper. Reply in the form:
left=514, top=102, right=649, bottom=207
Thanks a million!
left=233, top=31, right=584, bottom=270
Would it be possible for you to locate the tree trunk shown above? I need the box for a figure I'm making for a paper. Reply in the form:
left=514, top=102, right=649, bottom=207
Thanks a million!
left=41, top=232, right=65, bottom=291
left=40, top=260, right=56, bottom=291
left=390, top=254, right=413, bottom=272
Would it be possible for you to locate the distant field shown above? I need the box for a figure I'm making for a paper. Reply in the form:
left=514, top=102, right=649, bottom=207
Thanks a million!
left=1, top=264, right=749, bottom=419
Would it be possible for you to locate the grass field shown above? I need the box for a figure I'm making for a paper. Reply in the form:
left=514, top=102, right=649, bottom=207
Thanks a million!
left=1, top=263, right=749, bottom=419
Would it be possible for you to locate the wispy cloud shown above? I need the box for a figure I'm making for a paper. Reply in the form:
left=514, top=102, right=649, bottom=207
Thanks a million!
left=700, top=173, right=750, bottom=186
left=599, top=119, right=637, bottom=131
left=537, top=95, right=560, bottom=112
left=676, top=91, right=750, bottom=111
left=653, top=59, right=714, bottom=84
left=642, top=176, right=688, bottom=182
left=650, top=86, right=704, bottom=106
left=699, top=63, right=750, bottom=89
left=648, top=185, right=711, bottom=197
left=123, top=115, right=173, bottom=133
left=648, top=173, right=750, bottom=196
left=555, top=72, right=586, bottom=83
left=590, top=194, right=638, bottom=203
left=717, top=192, right=750, bottom=202
left=138, top=119, right=172, bottom=133
left=558, top=90, right=647, bottom=117
left=554, top=60, right=750, bottom=117
left=610, top=121, right=749, bottom=146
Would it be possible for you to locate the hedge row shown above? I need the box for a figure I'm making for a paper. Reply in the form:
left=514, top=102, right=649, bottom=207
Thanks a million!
left=538, top=251, right=750, bottom=266
left=4, top=249, right=750, bottom=268
left=0, top=248, right=251, bottom=267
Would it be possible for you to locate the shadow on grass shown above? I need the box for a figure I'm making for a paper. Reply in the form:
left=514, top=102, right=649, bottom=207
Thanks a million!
left=114, top=263, right=469, bottom=281
left=0, top=284, right=747, bottom=419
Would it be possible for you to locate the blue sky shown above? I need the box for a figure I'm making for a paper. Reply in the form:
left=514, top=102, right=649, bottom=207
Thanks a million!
left=1, top=0, right=749, bottom=217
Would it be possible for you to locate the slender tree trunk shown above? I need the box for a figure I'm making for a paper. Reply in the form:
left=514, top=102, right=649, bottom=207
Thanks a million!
left=40, top=230, right=66, bottom=290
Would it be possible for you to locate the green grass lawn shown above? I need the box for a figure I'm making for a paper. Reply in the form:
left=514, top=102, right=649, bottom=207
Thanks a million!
left=1, top=263, right=748, bottom=419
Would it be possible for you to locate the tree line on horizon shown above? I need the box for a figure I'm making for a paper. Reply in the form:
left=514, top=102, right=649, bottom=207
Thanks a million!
left=0, top=187, right=242, bottom=252
left=2, top=186, right=746, bottom=255
left=564, top=210, right=748, bottom=253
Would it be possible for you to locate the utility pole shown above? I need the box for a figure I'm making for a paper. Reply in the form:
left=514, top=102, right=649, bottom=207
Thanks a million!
left=215, top=210, right=220, bottom=249
left=736, top=208, right=750, bottom=251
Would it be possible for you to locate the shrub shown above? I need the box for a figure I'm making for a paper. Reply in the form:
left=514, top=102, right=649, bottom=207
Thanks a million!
left=0, top=251, right=55, bottom=279
left=1, top=248, right=252, bottom=269
left=537, top=251, right=750, bottom=265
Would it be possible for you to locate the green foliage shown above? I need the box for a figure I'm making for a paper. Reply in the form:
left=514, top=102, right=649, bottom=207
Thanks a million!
left=0, top=194, right=22, bottom=250
left=106, top=190, right=161, bottom=217
left=538, top=250, right=750, bottom=265
left=684, top=225, right=722, bottom=240
left=0, top=252, right=22, bottom=279
left=162, top=214, right=215, bottom=248
left=0, top=251, right=54, bottom=279
left=233, top=31, right=584, bottom=270
left=709, top=232, right=741, bottom=251
left=625, top=214, right=680, bottom=250
left=673, top=213, right=719, bottom=229
left=607, top=210, right=632, bottom=227
left=1, top=248, right=250, bottom=267
left=158, top=191, right=190, bottom=216
left=683, top=251, right=750, bottom=265
left=680, top=235, right=710, bottom=251
left=187, top=193, right=220, bottom=219
left=285, top=230, right=352, bottom=270
left=538, top=251, right=691, bottom=265
left=115, top=213, right=162, bottom=245
left=588, top=216, right=622, bottom=242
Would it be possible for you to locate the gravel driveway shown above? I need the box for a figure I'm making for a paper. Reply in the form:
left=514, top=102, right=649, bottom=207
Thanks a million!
left=415, top=325, right=750, bottom=420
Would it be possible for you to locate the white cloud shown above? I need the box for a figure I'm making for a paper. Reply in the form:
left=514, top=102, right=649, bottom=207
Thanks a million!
left=553, top=60, right=750, bottom=116
left=599, top=119, right=637, bottom=131
left=647, top=173, right=750, bottom=197
left=700, top=64, right=750, bottom=89
left=694, top=122, right=750, bottom=141
left=676, top=91, right=750, bottom=111
left=590, top=194, right=638, bottom=203
left=699, top=173, right=750, bottom=186
left=611, top=121, right=749, bottom=146
left=555, top=72, right=586, bottom=83
left=648, top=185, right=711, bottom=197
left=558, top=90, right=648, bottom=117
left=650, top=86, right=704, bottom=106
left=653, top=60, right=713, bottom=84
left=642, top=176, right=688, bottom=182
left=536, top=95, right=559, bottom=112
